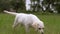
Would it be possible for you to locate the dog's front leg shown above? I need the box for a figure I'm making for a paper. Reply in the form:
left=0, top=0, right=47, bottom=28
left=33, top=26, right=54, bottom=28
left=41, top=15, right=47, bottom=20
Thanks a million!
left=25, top=24, right=30, bottom=34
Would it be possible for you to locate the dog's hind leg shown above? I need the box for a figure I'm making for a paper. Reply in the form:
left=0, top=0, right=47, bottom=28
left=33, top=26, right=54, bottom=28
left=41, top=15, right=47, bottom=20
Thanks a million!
left=12, top=17, right=19, bottom=29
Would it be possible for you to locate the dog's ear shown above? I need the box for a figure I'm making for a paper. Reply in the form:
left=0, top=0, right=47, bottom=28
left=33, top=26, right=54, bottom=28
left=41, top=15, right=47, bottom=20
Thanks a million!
left=32, top=22, right=38, bottom=28
left=32, top=22, right=39, bottom=31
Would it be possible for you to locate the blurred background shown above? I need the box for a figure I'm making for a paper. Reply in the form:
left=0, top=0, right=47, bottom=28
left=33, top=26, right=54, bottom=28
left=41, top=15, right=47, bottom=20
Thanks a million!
left=0, top=0, right=60, bottom=14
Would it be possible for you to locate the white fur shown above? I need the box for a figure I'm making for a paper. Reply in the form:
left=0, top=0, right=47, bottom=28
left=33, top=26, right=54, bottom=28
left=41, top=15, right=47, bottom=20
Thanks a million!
left=4, top=10, right=44, bottom=34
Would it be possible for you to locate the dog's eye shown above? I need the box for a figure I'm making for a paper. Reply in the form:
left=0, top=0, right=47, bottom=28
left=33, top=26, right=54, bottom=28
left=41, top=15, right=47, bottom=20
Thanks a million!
left=38, top=28, right=41, bottom=30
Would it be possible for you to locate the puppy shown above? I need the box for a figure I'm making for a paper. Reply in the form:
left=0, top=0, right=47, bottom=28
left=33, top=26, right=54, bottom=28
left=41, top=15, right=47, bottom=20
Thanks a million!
left=4, top=10, right=44, bottom=34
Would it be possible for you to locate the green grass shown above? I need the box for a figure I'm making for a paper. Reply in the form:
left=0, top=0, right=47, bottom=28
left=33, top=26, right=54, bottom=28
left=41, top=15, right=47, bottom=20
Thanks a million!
left=0, top=13, right=60, bottom=34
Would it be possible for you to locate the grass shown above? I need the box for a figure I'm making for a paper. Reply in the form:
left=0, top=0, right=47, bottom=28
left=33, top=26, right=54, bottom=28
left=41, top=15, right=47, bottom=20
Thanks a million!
left=0, top=13, right=60, bottom=34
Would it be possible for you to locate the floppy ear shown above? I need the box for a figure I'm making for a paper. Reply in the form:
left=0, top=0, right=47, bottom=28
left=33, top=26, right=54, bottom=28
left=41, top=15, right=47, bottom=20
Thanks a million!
left=32, top=22, right=39, bottom=31
left=32, top=22, right=38, bottom=28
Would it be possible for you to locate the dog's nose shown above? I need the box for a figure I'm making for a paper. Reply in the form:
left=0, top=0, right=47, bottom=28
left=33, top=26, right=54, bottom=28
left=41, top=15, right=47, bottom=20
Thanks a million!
left=41, top=32, right=44, bottom=34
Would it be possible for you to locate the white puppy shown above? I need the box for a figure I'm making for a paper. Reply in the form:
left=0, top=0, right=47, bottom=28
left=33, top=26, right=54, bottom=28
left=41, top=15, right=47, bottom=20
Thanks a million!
left=4, top=10, right=44, bottom=34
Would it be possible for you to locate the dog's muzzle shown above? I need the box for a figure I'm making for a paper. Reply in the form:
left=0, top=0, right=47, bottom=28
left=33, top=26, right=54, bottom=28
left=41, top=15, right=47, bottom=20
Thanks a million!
left=41, top=32, right=44, bottom=34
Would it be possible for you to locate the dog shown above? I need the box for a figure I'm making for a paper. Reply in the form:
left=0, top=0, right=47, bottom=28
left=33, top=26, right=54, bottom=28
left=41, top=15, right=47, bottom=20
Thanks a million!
left=4, top=10, right=44, bottom=34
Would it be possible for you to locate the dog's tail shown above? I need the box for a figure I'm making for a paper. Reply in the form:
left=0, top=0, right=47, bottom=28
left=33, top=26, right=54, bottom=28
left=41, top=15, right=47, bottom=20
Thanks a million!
left=4, top=10, right=18, bottom=15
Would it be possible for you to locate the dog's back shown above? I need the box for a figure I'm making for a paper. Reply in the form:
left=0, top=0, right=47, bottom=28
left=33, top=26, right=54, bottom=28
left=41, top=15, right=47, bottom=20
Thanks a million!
left=16, top=13, right=40, bottom=25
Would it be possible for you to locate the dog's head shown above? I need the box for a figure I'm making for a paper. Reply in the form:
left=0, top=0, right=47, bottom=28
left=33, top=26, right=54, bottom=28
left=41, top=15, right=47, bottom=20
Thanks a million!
left=32, top=21, right=44, bottom=34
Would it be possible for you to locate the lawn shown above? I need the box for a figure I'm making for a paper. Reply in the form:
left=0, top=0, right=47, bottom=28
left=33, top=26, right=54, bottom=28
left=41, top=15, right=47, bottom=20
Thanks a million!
left=0, top=13, right=60, bottom=34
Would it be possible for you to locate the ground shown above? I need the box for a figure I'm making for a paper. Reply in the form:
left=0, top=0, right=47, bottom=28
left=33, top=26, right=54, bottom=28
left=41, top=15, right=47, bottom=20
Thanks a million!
left=0, top=13, right=60, bottom=34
